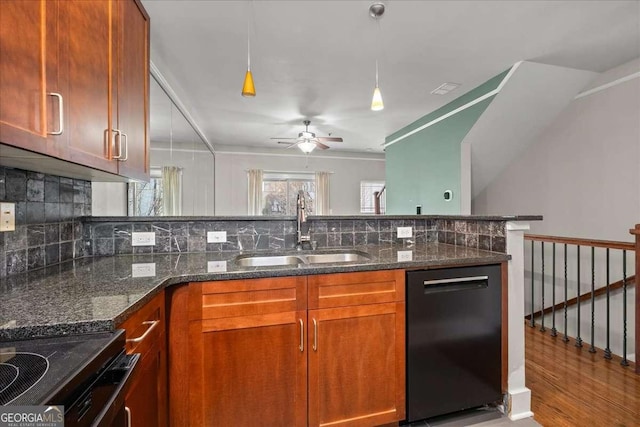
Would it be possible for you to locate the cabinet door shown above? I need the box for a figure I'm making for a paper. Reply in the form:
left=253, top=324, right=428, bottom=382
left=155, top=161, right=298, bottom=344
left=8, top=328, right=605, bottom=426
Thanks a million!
left=125, top=343, right=164, bottom=427
left=308, top=302, right=406, bottom=427
left=119, top=291, right=167, bottom=427
left=188, top=277, right=308, bottom=427
left=190, top=311, right=308, bottom=427
left=53, top=0, right=116, bottom=173
left=114, top=0, right=149, bottom=180
left=0, top=0, right=49, bottom=151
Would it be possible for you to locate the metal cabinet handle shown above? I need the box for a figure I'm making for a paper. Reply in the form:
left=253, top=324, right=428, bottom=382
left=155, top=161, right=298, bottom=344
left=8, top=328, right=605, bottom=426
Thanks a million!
left=126, top=320, right=159, bottom=344
left=118, top=132, right=128, bottom=161
left=125, top=406, right=131, bottom=427
left=423, top=276, right=489, bottom=286
left=47, top=92, right=64, bottom=135
left=298, top=319, right=304, bottom=352
left=112, top=129, right=123, bottom=159
left=313, top=318, right=317, bottom=351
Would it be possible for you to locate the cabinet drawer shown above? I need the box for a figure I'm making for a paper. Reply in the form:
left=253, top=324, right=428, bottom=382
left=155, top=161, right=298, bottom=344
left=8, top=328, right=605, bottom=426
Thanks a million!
left=308, top=270, right=405, bottom=309
left=190, top=277, right=307, bottom=321
left=119, top=290, right=165, bottom=356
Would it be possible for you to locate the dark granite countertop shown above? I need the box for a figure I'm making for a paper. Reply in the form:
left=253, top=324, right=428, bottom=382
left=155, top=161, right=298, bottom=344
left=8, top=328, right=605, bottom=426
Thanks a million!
left=0, top=243, right=509, bottom=341
left=84, top=215, right=542, bottom=222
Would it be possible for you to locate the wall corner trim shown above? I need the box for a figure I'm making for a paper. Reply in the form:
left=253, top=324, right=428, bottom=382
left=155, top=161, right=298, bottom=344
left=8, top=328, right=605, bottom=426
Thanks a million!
left=383, top=61, right=524, bottom=149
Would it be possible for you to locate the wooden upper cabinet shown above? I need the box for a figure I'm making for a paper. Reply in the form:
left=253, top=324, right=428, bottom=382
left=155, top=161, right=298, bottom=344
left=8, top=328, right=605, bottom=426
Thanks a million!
left=52, top=0, right=116, bottom=172
left=0, top=0, right=149, bottom=179
left=0, top=0, right=49, bottom=151
left=113, top=0, right=150, bottom=180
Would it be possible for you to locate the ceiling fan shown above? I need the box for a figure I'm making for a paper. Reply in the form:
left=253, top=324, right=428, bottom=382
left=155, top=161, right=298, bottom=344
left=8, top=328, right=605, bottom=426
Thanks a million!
left=272, top=120, right=343, bottom=153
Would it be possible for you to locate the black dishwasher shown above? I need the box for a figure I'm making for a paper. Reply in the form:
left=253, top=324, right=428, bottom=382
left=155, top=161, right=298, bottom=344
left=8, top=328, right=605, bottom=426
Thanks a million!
left=405, top=264, right=502, bottom=423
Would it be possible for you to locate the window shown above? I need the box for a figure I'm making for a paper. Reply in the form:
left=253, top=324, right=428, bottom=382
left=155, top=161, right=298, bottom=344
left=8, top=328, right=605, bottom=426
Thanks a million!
left=360, top=181, right=386, bottom=214
left=128, top=168, right=164, bottom=216
left=262, top=172, right=315, bottom=216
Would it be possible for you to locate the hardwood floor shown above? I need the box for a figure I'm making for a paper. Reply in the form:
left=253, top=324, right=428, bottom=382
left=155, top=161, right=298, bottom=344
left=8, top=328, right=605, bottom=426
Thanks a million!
left=525, top=324, right=640, bottom=426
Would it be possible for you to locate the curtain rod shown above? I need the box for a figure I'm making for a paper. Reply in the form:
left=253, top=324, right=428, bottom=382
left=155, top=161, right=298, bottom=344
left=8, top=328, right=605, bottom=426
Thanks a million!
left=246, top=169, right=334, bottom=174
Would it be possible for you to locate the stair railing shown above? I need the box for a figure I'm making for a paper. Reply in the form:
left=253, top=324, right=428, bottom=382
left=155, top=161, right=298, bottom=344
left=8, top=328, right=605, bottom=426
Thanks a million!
left=631, top=224, right=640, bottom=373
left=524, top=232, right=636, bottom=368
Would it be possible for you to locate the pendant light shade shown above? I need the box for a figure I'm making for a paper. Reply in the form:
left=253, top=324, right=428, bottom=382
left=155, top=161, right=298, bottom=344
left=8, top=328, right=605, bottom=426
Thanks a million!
left=241, top=14, right=255, bottom=97
left=371, top=86, right=384, bottom=111
left=298, top=141, right=316, bottom=154
left=242, top=70, right=255, bottom=97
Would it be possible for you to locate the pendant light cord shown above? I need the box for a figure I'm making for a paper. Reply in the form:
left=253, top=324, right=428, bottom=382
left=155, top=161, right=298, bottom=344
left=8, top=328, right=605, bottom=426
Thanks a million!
left=375, top=17, right=381, bottom=87
left=247, top=19, right=251, bottom=70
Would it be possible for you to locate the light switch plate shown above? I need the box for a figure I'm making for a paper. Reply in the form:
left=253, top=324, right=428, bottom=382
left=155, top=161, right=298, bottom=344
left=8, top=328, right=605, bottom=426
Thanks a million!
left=207, top=261, right=227, bottom=273
left=132, top=232, right=155, bottom=246
left=397, top=250, right=413, bottom=262
left=0, top=202, right=16, bottom=232
left=397, top=226, right=412, bottom=238
left=132, top=263, right=156, bottom=278
left=207, top=231, right=227, bottom=243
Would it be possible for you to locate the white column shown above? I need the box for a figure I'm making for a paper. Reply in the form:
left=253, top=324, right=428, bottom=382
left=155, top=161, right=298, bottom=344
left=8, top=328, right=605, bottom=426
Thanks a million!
left=505, top=221, right=534, bottom=420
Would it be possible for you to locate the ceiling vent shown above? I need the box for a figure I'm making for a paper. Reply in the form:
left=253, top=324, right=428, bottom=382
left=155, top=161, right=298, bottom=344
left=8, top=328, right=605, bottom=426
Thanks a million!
left=431, top=82, right=460, bottom=95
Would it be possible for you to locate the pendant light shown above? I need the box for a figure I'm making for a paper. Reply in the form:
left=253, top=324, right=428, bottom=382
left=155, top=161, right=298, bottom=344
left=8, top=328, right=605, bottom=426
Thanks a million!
left=370, top=3, right=385, bottom=111
left=241, top=14, right=255, bottom=97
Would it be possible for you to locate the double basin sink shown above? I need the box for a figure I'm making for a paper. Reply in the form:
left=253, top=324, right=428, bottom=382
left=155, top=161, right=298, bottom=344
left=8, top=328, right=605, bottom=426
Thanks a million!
left=234, top=250, right=372, bottom=267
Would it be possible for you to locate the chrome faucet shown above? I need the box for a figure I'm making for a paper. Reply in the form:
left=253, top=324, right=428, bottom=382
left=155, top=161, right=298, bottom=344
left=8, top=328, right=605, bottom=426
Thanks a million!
left=296, top=190, right=311, bottom=249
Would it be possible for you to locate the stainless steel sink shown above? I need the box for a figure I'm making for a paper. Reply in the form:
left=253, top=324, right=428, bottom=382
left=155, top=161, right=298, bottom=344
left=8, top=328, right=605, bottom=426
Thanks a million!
left=234, top=250, right=372, bottom=267
left=304, top=252, right=371, bottom=264
left=234, top=255, right=304, bottom=267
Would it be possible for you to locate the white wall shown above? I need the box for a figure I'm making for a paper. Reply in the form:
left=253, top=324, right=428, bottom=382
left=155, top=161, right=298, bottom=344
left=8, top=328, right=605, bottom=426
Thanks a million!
left=151, top=148, right=215, bottom=215
left=214, top=149, right=385, bottom=216
left=473, top=58, right=640, bottom=241
left=92, top=182, right=127, bottom=216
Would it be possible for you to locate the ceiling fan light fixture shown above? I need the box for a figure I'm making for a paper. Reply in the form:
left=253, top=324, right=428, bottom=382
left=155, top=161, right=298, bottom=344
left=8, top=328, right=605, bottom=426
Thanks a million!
left=298, top=141, right=316, bottom=154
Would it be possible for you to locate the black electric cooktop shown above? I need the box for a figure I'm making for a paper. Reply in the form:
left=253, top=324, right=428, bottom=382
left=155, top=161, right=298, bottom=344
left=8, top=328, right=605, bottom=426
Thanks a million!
left=0, top=331, right=124, bottom=406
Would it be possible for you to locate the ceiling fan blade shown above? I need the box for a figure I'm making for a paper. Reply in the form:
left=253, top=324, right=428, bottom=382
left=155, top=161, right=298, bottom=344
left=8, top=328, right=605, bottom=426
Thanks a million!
left=271, top=137, right=297, bottom=140
left=315, top=142, right=330, bottom=150
left=317, top=137, right=343, bottom=142
left=277, top=141, right=300, bottom=149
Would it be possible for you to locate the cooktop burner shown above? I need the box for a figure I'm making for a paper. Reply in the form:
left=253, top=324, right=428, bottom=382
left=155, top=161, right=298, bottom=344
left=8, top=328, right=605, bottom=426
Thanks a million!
left=0, top=331, right=123, bottom=406
left=0, top=352, right=49, bottom=405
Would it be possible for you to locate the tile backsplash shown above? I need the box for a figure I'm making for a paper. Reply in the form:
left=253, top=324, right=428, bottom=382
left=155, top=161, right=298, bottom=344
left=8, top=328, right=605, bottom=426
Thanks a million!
left=0, top=165, right=509, bottom=279
left=0, top=166, right=90, bottom=277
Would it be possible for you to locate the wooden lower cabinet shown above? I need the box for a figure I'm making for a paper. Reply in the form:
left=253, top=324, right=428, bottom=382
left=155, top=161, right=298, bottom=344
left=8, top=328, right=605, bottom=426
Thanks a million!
left=118, top=291, right=167, bottom=427
left=189, top=311, right=308, bottom=427
left=171, top=271, right=405, bottom=427
left=308, top=303, right=405, bottom=427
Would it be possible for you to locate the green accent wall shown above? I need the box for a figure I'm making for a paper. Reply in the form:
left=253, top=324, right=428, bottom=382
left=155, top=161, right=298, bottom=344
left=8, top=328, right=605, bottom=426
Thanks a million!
left=385, top=69, right=510, bottom=214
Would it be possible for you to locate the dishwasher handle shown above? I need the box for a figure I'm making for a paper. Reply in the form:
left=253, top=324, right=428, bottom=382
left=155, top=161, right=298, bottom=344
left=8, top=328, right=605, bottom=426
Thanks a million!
left=422, top=275, right=489, bottom=294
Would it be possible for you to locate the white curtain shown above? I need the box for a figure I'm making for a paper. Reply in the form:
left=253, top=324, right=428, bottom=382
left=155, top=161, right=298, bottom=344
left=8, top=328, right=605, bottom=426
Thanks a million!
left=315, top=171, right=330, bottom=215
left=162, top=166, right=182, bottom=216
left=247, top=169, right=263, bottom=215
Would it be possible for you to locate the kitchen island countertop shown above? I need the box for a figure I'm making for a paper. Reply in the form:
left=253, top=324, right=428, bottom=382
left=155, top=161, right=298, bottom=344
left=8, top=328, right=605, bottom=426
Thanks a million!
left=0, top=243, right=508, bottom=341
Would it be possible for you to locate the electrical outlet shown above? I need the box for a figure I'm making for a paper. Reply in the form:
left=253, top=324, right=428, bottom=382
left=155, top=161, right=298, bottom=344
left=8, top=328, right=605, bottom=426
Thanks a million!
left=132, top=232, right=155, bottom=246
left=207, top=260, right=227, bottom=273
left=397, top=250, right=413, bottom=262
left=207, top=231, right=227, bottom=243
left=397, top=226, right=412, bottom=238
left=132, top=263, right=156, bottom=278
left=0, top=202, right=16, bottom=232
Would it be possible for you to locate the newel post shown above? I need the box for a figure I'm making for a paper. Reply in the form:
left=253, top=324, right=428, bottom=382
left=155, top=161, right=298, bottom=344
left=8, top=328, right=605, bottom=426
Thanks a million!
left=632, top=224, right=640, bottom=374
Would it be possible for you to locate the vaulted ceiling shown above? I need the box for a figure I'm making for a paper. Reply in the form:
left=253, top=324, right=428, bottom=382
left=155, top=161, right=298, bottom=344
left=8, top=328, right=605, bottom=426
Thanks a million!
left=142, top=0, right=640, bottom=153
